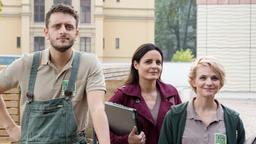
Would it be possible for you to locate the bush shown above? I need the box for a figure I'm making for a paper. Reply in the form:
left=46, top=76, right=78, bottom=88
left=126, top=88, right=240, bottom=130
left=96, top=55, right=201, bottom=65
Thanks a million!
left=0, top=0, right=2, bottom=12
left=171, top=48, right=194, bottom=62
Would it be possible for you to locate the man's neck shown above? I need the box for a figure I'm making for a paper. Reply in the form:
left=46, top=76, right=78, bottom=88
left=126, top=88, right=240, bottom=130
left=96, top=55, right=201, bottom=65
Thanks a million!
left=49, top=48, right=73, bottom=71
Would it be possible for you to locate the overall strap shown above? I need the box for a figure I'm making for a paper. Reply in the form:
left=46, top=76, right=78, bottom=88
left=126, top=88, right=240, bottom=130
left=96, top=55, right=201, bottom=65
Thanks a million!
left=26, top=51, right=41, bottom=102
left=93, top=130, right=97, bottom=144
left=64, top=51, right=81, bottom=97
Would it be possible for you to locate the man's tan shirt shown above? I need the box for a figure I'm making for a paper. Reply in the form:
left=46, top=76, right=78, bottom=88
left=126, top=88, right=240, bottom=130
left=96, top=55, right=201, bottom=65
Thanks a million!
left=0, top=49, right=106, bottom=132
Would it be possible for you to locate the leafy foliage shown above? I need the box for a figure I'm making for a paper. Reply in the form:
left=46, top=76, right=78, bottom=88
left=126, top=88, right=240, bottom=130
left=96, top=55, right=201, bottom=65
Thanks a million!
left=155, top=0, right=197, bottom=61
left=0, top=0, right=3, bottom=12
left=171, top=48, right=194, bottom=62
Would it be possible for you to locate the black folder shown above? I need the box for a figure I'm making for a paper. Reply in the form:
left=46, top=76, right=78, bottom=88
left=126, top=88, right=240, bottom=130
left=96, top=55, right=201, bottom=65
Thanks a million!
left=105, top=102, right=140, bottom=136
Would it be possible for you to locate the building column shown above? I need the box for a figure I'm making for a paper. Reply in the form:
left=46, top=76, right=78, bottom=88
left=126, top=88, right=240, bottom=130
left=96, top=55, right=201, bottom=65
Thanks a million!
left=21, top=0, right=30, bottom=54
left=94, top=0, right=104, bottom=61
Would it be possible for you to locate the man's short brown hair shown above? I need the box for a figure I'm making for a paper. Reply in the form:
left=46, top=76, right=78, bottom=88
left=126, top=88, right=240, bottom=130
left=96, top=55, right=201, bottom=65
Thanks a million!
left=45, top=4, right=79, bottom=28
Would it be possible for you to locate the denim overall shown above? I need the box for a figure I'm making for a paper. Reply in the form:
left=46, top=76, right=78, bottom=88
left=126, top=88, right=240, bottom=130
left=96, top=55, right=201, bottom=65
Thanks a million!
left=20, top=52, right=86, bottom=144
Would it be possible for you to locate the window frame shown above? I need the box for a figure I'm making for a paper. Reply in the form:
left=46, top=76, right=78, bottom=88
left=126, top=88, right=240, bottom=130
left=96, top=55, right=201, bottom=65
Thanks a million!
left=115, top=38, right=120, bottom=49
left=34, top=0, right=45, bottom=22
left=34, top=36, right=45, bottom=52
left=53, top=0, right=72, bottom=5
left=80, top=37, right=92, bottom=52
left=80, top=0, right=91, bottom=24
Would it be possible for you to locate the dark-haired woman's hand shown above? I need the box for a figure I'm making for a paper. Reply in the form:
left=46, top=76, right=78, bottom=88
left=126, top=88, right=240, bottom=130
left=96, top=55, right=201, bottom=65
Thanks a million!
left=128, top=126, right=146, bottom=144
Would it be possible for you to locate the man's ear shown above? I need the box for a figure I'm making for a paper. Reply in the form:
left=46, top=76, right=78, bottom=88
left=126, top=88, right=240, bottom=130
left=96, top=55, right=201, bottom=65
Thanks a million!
left=43, top=27, right=49, bottom=40
left=75, top=28, right=80, bottom=37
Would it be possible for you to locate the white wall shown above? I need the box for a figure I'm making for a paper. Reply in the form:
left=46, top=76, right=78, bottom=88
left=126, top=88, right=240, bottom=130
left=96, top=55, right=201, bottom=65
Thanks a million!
left=197, top=4, right=256, bottom=92
left=161, top=62, right=193, bottom=102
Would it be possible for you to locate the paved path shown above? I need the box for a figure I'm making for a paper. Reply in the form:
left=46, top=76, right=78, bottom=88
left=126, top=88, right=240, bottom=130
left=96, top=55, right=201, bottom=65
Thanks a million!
left=219, top=98, right=256, bottom=138
left=178, top=89, right=256, bottom=139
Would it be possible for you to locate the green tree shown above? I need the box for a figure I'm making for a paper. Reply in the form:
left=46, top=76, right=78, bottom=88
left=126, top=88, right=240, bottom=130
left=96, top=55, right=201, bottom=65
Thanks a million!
left=155, top=0, right=196, bottom=61
left=0, top=0, right=3, bottom=12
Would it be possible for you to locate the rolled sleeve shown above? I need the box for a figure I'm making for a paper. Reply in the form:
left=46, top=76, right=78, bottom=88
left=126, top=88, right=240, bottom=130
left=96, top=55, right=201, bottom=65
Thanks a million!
left=83, top=54, right=106, bottom=93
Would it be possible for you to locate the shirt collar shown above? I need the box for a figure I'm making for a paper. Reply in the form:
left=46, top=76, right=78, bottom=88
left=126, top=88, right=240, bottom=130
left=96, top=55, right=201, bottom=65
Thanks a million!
left=215, top=100, right=224, bottom=121
left=38, top=48, right=74, bottom=70
left=41, top=48, right=50, bottom=66
left=187, top=98, right=224, bottom=121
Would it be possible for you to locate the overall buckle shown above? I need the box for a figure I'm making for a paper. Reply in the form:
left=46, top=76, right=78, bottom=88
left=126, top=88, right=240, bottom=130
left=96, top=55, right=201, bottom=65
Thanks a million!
left=26, top=92, right=34, bottom=103
left=64, top=90, right=73, bottom=100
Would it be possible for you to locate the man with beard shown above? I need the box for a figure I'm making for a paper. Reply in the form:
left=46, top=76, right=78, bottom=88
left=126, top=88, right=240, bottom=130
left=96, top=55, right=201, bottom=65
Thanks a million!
left=0, top=4, right=110, bottom=144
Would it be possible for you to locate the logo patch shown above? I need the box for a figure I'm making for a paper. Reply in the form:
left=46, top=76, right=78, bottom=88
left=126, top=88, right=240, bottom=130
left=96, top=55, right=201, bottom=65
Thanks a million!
left=214, top=133, right=227, bottom=144
left=61, top=80, right=76, bottom=96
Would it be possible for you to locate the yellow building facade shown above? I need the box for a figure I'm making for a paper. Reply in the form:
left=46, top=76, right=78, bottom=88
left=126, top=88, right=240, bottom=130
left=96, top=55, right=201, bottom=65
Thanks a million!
left=0, top=0, right=154, bottom=62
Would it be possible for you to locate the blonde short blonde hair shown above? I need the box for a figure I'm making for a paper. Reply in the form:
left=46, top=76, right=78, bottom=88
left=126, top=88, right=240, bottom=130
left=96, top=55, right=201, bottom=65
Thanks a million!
left=188, top=56, right=225, bottom=92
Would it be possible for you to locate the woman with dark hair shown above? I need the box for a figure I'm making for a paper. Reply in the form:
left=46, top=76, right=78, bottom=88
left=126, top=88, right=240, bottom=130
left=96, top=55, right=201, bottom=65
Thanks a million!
left=109, top=43, right=181, bottom=144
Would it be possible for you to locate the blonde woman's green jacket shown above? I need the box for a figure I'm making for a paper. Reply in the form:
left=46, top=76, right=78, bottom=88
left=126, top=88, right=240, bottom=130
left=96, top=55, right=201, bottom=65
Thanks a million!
left=158, top=102, right=245, bottom=144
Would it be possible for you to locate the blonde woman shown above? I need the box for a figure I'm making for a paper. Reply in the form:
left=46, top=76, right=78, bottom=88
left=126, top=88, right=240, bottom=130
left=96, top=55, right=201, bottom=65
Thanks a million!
left=159, top=56, right=245, bottom=144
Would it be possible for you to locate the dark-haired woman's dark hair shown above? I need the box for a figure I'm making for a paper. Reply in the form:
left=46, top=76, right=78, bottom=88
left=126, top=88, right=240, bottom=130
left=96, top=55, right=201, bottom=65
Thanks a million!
left=125, top=43, right=164, bottom=84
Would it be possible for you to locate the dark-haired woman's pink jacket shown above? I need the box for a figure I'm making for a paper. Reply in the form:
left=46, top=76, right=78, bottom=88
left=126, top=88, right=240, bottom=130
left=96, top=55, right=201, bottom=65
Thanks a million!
left=109, top=80, right=182, bottom=144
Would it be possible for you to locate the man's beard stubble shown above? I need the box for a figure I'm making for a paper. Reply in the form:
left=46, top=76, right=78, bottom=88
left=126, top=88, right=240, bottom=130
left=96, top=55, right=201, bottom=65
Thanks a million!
left=50, top=39, right=75, bottom=53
